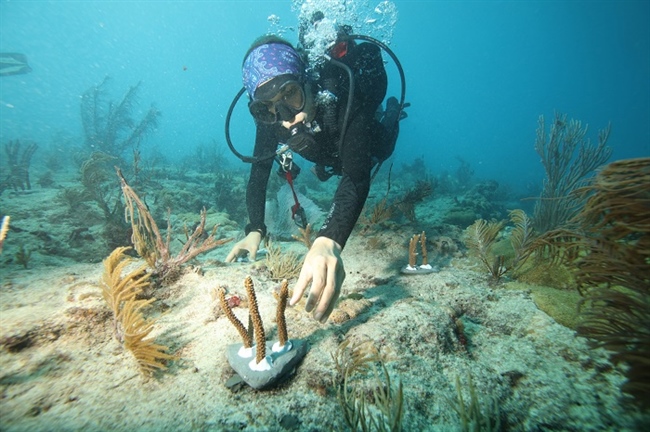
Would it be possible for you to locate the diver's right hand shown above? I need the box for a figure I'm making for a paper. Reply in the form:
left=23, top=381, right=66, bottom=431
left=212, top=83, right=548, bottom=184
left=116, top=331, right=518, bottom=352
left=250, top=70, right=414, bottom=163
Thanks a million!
left=225, top=231, right=262, bottom=263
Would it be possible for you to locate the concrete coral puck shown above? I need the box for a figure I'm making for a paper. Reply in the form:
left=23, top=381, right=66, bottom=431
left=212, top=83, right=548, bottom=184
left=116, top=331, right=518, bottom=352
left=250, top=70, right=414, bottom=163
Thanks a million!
left=226, top=339, right=309, bottom=390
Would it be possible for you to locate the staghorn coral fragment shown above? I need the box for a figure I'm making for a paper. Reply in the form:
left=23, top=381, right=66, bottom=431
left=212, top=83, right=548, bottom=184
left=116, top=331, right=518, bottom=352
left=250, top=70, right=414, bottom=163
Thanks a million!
left=245, top=276, right=266, bottom=365
left=291, top=223, right=314, bottom=249
left=275, top=279, right=289, bottom=349
left=407, top=233, right=419, bottom=267
left=401, top=231, right=435, bottom=275
left=420, top=231, right=429, bottom=266
left=218, top=287, right=252, bottom=348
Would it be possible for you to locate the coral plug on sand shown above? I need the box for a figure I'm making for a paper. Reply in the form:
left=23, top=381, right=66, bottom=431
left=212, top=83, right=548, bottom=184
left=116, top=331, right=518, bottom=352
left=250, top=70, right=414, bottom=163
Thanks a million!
left=218, top=277, right=308, bottom=390
left=401, top=231, right=436, bottom=275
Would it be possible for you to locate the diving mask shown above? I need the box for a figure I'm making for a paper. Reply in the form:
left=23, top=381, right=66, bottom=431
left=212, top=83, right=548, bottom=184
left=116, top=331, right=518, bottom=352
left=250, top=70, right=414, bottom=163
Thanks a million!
left=249, top=79, right=305, bottom=124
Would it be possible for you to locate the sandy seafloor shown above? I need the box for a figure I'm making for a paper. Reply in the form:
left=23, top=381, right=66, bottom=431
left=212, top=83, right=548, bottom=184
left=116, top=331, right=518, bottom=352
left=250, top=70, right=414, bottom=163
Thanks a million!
left=1, top=171, right=649, bottom=432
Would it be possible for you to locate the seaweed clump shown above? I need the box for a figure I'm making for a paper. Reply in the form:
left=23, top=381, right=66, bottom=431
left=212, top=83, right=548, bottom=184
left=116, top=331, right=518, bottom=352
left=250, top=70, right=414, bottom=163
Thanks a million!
left=333, top=338, right=404, bottom=431
left=446, top=375, right=501, bottom=431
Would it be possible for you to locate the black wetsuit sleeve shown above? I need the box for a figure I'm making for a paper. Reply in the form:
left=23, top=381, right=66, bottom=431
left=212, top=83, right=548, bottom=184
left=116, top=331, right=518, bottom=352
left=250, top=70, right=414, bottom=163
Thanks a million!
left=317, top=43, right=388, bottom=248
left=317, top=113, right=374, bottom=249
left=245, top=124, right=277, bottom=237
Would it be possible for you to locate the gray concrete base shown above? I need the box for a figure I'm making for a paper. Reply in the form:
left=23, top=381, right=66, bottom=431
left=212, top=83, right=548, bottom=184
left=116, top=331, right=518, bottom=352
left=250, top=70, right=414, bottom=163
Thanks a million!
left=226, top=339, right=309, bottom=390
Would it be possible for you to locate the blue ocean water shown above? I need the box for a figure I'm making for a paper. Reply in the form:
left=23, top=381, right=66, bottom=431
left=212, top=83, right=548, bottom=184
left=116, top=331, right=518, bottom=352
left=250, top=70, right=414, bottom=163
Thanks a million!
left=1, top=0, right=648, bottom=191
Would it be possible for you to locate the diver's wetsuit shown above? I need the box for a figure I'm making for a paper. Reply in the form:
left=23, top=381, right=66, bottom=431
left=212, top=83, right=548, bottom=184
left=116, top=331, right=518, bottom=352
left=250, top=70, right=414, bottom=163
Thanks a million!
left=245, top=42, right=396, bottom=249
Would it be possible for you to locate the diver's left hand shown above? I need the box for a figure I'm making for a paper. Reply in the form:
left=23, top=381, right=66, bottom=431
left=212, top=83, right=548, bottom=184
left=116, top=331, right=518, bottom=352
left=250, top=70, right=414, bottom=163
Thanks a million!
left=290, top=236, right=345, bottom=323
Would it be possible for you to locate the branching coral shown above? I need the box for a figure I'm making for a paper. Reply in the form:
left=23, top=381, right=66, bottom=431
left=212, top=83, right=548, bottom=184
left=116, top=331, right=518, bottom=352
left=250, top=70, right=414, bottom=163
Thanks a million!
left=407, top=233, right=420, bottom=267
left=0, top=140, right=38, bottom=195
left=533, top=112, right=611, bottom=233
left=218, top=287, right=252, bottom=349
left=245, top=276, right=267, bottom=364
left=117, top=167, right=232, bottom=284
left=275, top=280, right=289, bottom=348
left=402, top=231, right=435, bottom=274
left=81, top=77, right=160, bottom=159
left=292, top=223, right=314, bottom=249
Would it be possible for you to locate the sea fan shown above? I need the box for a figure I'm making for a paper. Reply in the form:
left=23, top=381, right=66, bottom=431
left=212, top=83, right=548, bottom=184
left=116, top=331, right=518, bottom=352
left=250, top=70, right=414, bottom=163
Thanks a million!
left=508, top=209, right=536, bottom=272
left=572, top=158, right=650, bottom=408
left=465, top=218, right=506, bottom=280
left=101, top=247, right=175, bottom=375
left=121, top=297, right=176, bottom=375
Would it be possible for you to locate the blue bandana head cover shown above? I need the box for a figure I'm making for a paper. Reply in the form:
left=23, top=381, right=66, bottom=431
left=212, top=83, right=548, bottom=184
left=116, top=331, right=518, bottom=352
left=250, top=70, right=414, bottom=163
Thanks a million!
left=242, top=43, right=305, bottom=99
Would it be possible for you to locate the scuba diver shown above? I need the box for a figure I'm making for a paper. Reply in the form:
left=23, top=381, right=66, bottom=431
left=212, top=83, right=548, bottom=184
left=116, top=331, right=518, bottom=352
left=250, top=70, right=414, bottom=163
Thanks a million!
left=225, top=17, right=407, bottom=323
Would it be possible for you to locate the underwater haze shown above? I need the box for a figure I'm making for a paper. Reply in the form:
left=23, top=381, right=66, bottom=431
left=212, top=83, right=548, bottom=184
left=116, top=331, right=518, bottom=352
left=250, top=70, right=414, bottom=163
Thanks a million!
left=2, top=1, right=650, bottom=430
left=1, top=0, right=648, bottom=189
